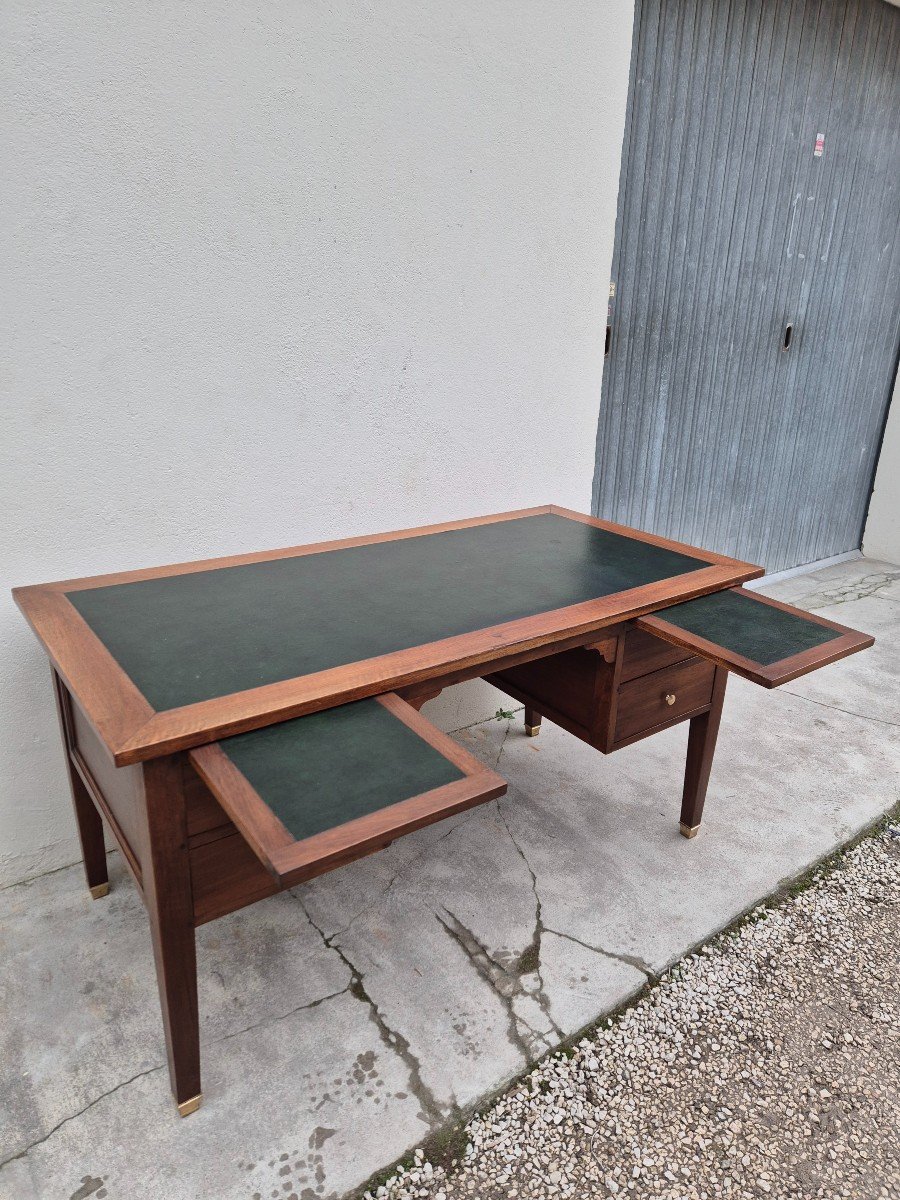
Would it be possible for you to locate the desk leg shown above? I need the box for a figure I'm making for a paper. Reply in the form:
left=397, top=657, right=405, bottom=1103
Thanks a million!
left=51, top=670, right=109, bottom=899
left=679, top=667, right=728, bottom=838
left=524, top=707, right=542, bottom=737
left=139, top=756, right=202, bottom=1116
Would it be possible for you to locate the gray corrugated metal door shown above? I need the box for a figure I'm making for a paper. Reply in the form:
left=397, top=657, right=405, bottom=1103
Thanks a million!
left=593, top=0, right=900, bottom=572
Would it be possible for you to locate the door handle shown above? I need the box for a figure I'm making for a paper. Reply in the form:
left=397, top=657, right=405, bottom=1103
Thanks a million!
left=782, top=322, right=794, bottom=351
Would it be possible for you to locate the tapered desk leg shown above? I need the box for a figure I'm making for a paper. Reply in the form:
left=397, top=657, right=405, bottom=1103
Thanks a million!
left=139, top=756, right=202, bottom=1116
left=679, top=667, right=728, bottom=838
left=524, top=707, right=542, bottom=737
left=51, top=670, right=109, bottom=898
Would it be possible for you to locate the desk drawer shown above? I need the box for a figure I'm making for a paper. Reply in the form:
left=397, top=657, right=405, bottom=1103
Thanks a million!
left=614, top=657, right=715, bottom=745
left=189, top=693, right=506, bottom=889
left=185, top=766, right=232, bottom=840
left=190, top=831, right=280, bottom=925
left=621, top=627, right=693, bottom=682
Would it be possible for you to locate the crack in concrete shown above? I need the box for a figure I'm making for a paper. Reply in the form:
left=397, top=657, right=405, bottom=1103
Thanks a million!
left=0, top=849, right=118, bottom=895
left=380, top=820, right=465, bottom=902
left=211, top=984, right=352, bottom=1045
left=543, top=926, right=656, bottom=980
left=0, top=988, right=357, bottom=1173
left=791, top=570, right=900, bottom=611
left=0, top=1064, right=165, bottom=1171
left=494, top=720, right=513, bottom=766
left=440, top=704, right=524, bottom=737
left=435, top=909, right=537, bottom=1060
left=437, top=908, right=518, bottom=996
left=300, top=820, right=469, bottom=946
left=294, top=894, right=445, bottom=1126
left=778, top=689, right=900, bottom=730
left=496, top=802, right=564, bottom=1041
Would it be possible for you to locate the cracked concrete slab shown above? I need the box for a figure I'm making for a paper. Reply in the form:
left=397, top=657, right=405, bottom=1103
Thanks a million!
left=782, top=595, right=899, bottom=727
left=759, top=558, right=900, bottom=609
left=537, top=930, right=646, bottom=1033
left=4, top=986, right=425, bottom=1200
left=1, top=558, right=897, bottom=1200
left=489, top=677, right=899, bottom=977
left=301, top=804, right=537, bottom=1111
left=0, top=872, right=350, bottom=1165
left=764, top=558, right=900, bottom=727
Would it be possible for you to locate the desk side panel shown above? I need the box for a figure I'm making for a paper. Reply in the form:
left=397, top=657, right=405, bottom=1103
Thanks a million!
left=70, top=697, right=146, bottom=883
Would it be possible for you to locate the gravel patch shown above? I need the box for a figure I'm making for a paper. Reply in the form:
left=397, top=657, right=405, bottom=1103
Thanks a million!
left=365, top=829, right=900, bottom=1200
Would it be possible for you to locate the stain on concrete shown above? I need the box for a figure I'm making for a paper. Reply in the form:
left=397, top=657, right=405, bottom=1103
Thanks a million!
left=308, top=1127, right=335, bottom=1151
left=69, top=1177, right=106, bottom=1200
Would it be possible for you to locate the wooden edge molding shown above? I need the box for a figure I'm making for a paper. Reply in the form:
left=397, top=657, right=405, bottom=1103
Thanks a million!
left=636, top=587, right=874, bottom=688
left=547, top=505, right=766, bottom=574
left=188, top=742, right=296, bottom=878
left=373, top=692, right=494, bottom=775
left=13, top=585, right=155, bottom=754
left=269, top=772, right=507, bottom=889
left=14, top=509, right=764, bottom=765
left=113, top=561, right=762, bottom=763
left=17, top=507, right=555, bottom=593
left=188, top=693, right=507, bottom=887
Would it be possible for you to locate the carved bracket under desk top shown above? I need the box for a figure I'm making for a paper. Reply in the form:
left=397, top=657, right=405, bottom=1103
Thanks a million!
left=582, top=634, right=620, bottom=663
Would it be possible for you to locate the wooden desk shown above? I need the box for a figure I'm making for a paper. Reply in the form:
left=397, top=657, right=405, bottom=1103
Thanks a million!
left=13, top=507, right=872, bottom=1115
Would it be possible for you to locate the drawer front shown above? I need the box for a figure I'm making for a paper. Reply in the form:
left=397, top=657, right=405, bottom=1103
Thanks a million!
left=190, top=832, right=280, bottom=925
left=621, top=627, right=693, bottom=682
left=615, top=658, right=715, bottom=744
left=184, top=765, right=233, bottom=840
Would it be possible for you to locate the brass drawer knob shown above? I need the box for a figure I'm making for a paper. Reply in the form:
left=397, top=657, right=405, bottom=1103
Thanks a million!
left=665, top=693, right=677, bottom=706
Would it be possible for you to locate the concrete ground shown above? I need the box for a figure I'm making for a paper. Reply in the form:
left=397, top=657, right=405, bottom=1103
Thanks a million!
left=1, top=558, right=898, bottom=1200
left=372, top=829, right=900, bottom=1200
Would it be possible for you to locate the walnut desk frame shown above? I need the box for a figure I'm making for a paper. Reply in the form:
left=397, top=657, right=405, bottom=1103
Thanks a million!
left=13, top=506, right=873, bottom=1116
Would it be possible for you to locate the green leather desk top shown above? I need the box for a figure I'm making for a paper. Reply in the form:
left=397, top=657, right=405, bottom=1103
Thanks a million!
left=214, top=699, right=463, bottom=842
left=66, top=513, right=707, bottom=712
left=650, top=588, right=841, bottom=665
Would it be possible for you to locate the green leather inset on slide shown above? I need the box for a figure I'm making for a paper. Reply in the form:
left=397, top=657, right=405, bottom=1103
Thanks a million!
left=215, top=699, right=463, bottom=842
left=654, top=589, right=841, bottom=666
left=67, top=513, right=706, bottom=711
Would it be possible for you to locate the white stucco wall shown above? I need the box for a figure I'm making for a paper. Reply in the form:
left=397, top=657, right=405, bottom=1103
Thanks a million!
left=0, top=1, right=634, bottom=886
left=863, top=373, right=900, bottom=564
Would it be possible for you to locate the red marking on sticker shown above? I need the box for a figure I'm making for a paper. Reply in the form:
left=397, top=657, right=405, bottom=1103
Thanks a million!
left=814, top=133, right=825, bottom=158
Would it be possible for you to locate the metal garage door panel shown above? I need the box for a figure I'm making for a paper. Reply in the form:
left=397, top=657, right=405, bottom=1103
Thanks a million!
left=593, top=0, right=900, bottom=572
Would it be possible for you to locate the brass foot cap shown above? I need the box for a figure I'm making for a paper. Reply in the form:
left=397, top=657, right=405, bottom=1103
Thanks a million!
left=89, top=882, right=110, bottom=899
left=525, top=725, right=540, bottom=737
left=177, top=1094, right=202, bottom=1118
left=679, top=823, right=700, bottom=840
